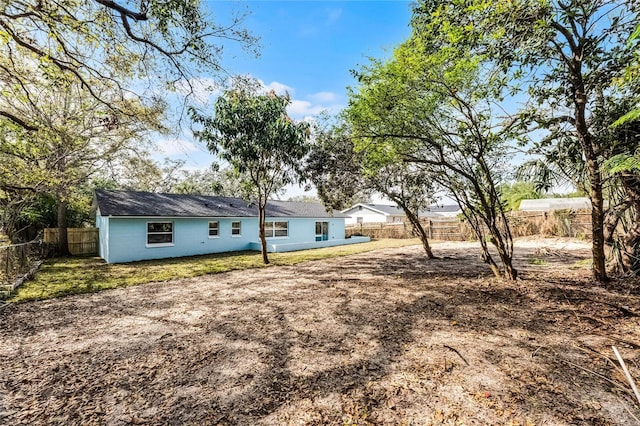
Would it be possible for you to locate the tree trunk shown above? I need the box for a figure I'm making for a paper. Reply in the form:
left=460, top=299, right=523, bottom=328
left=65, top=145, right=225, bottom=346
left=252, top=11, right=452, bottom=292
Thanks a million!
left=586, top=161, right=608, bottom=282
left=488, top=210, right=517, bottom=280
left=258, top=201, right=269, bottom=264
left=490, top=232, right=517, bottom=280
left=464, top=212, right=502, bottom=279
left=619, top=173, right=640, bottom=274
left=572, top=56, right=608, bottom=282
left=479, top=237, right=502, bottom=279
left=405, top=210, right=434, bottom=259
left=622, top=216, right=640, bottom=274
left=57, top=199, right=70, bottom=256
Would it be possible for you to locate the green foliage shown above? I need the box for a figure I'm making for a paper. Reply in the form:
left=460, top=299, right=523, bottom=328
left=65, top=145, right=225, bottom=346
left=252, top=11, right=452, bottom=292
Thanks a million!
left=191, top=85, right=310, bottom=189
left=0, top=0, right=258, bottom=130
left=304, top=127, right=371, bottom=211
left=412, top=0, right=639, bottom=281
left=287, top=195, right=320, bottom=203
left=190, top=81, right=310, bottom=263
left=345, top=9, right=520, bottom=278
left=0, top=78, right=164, bottom=241
left=499, top=181, right=541, bottom=211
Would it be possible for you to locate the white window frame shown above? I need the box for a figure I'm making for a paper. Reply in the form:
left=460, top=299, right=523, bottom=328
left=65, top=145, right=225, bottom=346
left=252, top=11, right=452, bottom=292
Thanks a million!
left=208, top=221, right=219, bottom=238
left=231, top=221, right=242, bottom=237
left=146, top=221, right=174, bottom=247
left=264, top=221, right=289, bottom=239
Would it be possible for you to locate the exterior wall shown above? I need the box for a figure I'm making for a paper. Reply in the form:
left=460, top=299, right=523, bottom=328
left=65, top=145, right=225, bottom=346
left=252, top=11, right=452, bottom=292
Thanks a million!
left=343, top=208, right=391, bottom=225
left=104, top=217, right=258, bottom=264
left=269, top=217, right=344, bottom=244
left=98, top=216, right=348, bottom=264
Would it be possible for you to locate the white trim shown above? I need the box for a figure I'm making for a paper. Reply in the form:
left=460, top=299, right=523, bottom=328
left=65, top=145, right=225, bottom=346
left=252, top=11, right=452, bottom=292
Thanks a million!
left=146, top=243, right=175, bottom=248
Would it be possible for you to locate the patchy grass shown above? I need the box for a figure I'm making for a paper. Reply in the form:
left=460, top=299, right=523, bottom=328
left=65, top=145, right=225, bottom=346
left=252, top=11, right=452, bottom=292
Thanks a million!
left=528, top=257, right=548, bottom=265
left=8, top=239, right=420, bottom=303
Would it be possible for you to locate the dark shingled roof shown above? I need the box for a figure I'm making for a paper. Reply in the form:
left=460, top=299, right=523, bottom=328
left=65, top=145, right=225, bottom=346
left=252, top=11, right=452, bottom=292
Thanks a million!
left=94, top=189, right=347, bottom=218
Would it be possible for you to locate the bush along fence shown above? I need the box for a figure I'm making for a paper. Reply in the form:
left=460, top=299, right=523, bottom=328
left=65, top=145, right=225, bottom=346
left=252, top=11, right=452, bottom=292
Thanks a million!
left=345, top=209, right=593, bottom=241
left=0, top=239, right=49, bottom=298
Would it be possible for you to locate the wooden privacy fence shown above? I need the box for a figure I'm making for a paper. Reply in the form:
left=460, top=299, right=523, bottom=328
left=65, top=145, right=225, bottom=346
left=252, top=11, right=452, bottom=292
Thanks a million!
left=345, top=220, right=468, bottom=241
left=44, top=228, right=99, bottom=255
left=345, top=209, right=593, bottom=241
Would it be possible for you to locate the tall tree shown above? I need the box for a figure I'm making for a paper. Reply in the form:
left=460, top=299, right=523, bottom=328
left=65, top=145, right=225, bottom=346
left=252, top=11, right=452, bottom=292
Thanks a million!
left=304, top=127, right=371, bottom=211
left=0, top=78, right=164, bottom=249
left=411, top=0, right=639, bottom=281
left=305, top=126, right=436, bottom=258
left=346, top=36, right=519, bottom=279
left=0, top=0, right=257, bottom=131
left=190, top=83, right=310, bottom=264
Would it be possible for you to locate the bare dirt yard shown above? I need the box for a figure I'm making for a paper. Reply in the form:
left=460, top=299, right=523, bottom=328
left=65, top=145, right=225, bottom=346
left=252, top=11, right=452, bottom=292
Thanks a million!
left=1, top=237, right=640, bottom=425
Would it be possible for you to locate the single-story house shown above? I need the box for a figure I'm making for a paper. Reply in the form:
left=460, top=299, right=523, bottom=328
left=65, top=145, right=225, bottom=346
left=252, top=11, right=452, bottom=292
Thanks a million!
left=519, top=197, right=592, bottom=211
left=94, top=189, right=370, bottom=264
left=341, top=203, right=462, bottom=225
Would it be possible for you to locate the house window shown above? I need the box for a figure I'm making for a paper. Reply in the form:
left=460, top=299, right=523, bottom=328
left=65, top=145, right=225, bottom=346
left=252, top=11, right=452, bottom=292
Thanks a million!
left=147, top=222, right=173, bottom=246
left=231, top=221, right=241, bottom=236
left=208, top=221, right=219, bottom=237
left=265, top=221, right=288, bottom=238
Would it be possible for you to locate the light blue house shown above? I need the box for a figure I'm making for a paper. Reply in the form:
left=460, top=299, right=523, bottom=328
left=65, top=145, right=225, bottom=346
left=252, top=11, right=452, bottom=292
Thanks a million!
left=94, top=189, right=370, bottom=264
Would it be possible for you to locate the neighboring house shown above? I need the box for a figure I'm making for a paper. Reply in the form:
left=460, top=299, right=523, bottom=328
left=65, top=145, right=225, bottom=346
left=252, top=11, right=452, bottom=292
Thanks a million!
left=519, top=197, right=592, bottom=212
left=342, top=203, right=462, bottom=225
left=93, top=189, right=369, bottom=264
left=342, top=204, right=406, bottom=225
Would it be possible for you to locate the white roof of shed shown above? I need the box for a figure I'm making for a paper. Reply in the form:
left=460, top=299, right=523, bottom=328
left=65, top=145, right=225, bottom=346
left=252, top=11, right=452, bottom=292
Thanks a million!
left=519, top=197, right=591, bottom=211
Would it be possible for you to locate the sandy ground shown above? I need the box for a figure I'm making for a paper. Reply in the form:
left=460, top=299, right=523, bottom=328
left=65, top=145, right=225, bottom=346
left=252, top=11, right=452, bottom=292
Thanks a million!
left=1, top=237, right=640, bottom=425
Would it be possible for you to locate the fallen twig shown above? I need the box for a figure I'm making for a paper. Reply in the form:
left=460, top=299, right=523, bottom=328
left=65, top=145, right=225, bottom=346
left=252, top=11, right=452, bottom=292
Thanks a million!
left=613, top=346, right=640, bottom=407
left=559, top=358, right=630, bottom=394
left=572, top=344, right=618, bottom=369
left=444, top=345, right=470, bottom=366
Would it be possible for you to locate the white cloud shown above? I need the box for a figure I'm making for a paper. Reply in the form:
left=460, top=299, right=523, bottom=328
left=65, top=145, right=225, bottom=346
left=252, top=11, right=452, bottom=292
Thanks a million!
left=308, top=91, right=337, bottom=103
left=287, top=92, right=344, bottom=120
left=156, top=138, right=201, bottom=156
left=287, top=100, right=326, bottom=117
left=261, top=80, right=294, bottom=96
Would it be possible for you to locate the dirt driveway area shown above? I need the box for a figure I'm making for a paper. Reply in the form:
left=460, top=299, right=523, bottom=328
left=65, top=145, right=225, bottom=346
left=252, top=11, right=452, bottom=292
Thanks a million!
left=1, top=238, right=640, bottom=425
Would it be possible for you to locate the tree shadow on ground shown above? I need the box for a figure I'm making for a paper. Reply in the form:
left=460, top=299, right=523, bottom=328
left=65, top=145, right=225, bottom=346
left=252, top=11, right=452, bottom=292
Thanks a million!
left=1, top=241, right=638, bottom=424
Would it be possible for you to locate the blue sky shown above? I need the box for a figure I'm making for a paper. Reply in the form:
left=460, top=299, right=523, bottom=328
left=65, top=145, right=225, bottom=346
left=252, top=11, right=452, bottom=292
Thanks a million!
left=156, top=1, right=413, bottom=197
